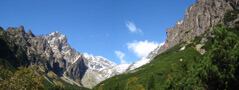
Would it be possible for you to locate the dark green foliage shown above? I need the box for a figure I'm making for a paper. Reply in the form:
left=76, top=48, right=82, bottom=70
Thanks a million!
left=224, top=10, right=239, bottom=23
left=162, top=26, right=239, bottom=90
left=0, top=61, right=87, bottom=90
left=197, top=26, right=239, bottom=89
left=147, top=75, right=155, bottom=90
left=0, top=66, right=44, bottom=90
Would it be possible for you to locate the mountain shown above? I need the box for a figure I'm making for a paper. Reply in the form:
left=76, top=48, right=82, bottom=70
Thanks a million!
left=93, top=0, right=239, bottom=90
left=0, top=26, right=127, bottom=89
left=152, top=0, right=238, bottom=57
left=1, top=0, right=238, bottom=89
left=127, top=0, right=238, bottom=71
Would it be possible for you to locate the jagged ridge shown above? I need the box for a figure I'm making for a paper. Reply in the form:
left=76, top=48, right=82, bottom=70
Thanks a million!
left=0, top=26, right=127, bottom=88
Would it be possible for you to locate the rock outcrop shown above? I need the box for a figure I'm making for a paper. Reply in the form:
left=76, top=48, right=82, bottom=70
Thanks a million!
left=152, top=0, right=238, bottom=57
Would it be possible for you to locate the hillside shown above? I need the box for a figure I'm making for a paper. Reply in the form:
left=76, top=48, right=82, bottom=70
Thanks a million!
left=93, top=20, right=239, bottom=90
left=93, top=0, right=239, bottom=90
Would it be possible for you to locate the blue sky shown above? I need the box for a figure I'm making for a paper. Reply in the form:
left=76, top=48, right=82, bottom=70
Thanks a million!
left=0, top=0, right=195, bottom=64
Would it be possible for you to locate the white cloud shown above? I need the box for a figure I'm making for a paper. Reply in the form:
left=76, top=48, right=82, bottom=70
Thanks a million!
left=127, top=40, right=164, bottom=58
left=115, top=50, right=127, bottom=64
left=126, top=21, right=142, bottom=33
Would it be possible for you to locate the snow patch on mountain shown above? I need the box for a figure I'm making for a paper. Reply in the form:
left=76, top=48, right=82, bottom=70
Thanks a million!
left=128, top=57, right=150, bottom=71
left=128, top=42, right=165, bottom=71
left=113, top=64, right=131, bottom=74
left=82, top=53, right=116, bottom=71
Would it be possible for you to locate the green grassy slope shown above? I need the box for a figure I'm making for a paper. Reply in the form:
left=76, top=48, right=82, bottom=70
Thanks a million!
left=93, top=43, right=202, bottom=90
left=93, top=25, right=239, bottom=90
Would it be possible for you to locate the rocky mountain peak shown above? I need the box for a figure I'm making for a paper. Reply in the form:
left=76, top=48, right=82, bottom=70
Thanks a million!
left=7, top=26, right=25, bottom=34
left=43, top=31, right=80, bottom=65
left=17, top=25, right=25, bottom=32
left=151, top=0, right=237, bottom=57
left=47, top=31, right=67, bottom=43
left=27, top=30, right=35, bottom=37
left=48, top=31, right=65, bottom=38
left=0, top=27, right=125, bottom=88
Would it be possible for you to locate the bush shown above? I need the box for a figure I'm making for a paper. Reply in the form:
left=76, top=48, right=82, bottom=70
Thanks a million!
left=224, top=10, right=239, bottom=23
left=0, top=66, right=44, bottom=90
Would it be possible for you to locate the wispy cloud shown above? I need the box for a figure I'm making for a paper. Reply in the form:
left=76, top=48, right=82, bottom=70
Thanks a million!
left=127, top=40, right=164, bottom=58
left=126, top=21, right=142, bottom=33
left=115, top=50, right=127, bottom=64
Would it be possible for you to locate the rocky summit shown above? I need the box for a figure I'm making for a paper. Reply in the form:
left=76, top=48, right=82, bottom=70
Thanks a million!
left=0, top=26, right=128, bottom=88
left=151, top=0, right=239, bottom=58
left=127, top=0, right=239, bottom=70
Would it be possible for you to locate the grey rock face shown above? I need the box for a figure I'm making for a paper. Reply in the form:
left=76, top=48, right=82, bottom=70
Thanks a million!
left=78, top=53, right=119, bottom=88
left=65, top=57, right=88, bottom=84
left=0, top=26, right=124, bottom=88
left=153, top=0, right=237, bottom=56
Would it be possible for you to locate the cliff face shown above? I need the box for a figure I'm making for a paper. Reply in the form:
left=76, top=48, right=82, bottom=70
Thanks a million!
left=155, top=0, right=238, bottom=55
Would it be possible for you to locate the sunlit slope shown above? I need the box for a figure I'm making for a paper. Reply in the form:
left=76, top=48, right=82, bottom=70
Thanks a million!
left=94, top=25, right=239, bottom=90
left=94, top=43, right=201, bottom=90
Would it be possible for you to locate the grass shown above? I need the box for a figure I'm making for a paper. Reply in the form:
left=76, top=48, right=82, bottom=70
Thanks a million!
left=94, top=24, right=239, bottom=90
left=93, top=44, right=201, bottom=90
